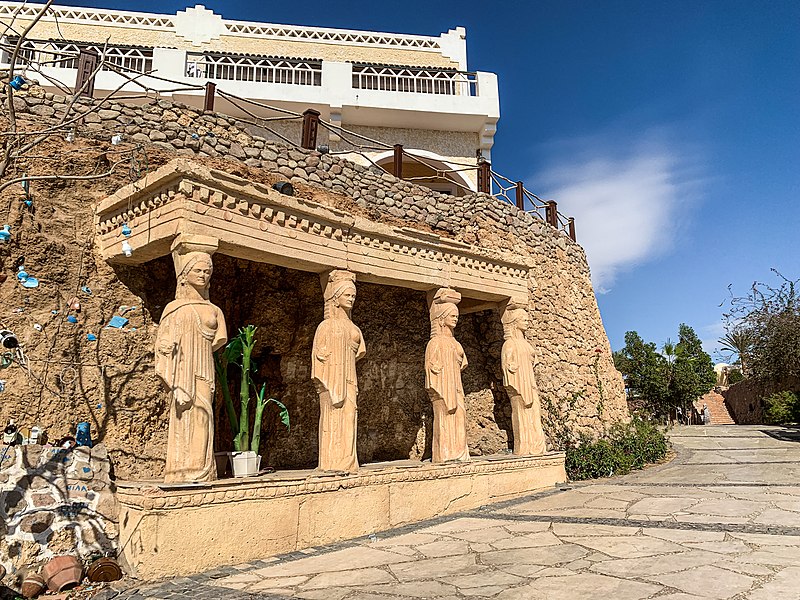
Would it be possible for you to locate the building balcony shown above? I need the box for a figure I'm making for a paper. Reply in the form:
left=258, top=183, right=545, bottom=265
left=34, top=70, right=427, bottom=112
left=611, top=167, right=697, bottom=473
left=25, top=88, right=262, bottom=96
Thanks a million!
left=0, top=40, right=499, bottom=139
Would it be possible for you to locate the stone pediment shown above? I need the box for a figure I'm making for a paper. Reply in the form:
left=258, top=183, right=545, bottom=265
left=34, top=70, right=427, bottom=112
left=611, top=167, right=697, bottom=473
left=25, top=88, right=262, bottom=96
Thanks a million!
left=95, top=159, right=530, bottom=305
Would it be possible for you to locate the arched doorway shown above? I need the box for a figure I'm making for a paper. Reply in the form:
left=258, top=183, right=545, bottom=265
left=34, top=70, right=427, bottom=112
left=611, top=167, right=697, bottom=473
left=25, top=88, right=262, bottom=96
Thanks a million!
left=373, top=150, right=476, bottom=197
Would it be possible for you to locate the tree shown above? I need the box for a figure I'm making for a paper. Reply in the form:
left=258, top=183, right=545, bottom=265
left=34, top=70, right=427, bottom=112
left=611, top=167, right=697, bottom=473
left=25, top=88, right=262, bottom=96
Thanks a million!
left=614, top=325, right=716, bottom=419
left=718, top=326, right=754, bottom=376
left=723, top=271, right=800, bottom=385
left=670, top=324, right=717, bottom=408
left=613, top=331, right=669, bottom=417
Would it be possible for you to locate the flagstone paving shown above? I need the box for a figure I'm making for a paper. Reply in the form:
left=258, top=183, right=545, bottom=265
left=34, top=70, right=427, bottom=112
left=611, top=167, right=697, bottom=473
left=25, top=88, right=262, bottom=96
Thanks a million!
left=112, top=425, right=800, bottom=599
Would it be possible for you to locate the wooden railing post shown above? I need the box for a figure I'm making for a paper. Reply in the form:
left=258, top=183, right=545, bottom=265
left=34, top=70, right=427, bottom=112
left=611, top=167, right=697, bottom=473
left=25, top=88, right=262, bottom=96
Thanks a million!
left=568, top=217, right=576, bottom=242
left=75, top=48, right=99, bottom=97
left=301, top=108, right=321, bottom=150
left=393, top=144, right=403, bottom=179
left=203, top=82, right=216, bottom=113
left=546, top=200, right=558, bottom=227
left=477, top=160, right=491, bottom=194
left=515, top=181, right=524, bottom=210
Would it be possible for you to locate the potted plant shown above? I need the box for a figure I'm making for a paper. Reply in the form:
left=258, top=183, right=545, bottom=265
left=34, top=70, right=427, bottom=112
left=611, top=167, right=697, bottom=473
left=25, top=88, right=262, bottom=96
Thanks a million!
left=214, top=325, right=289, bottom=477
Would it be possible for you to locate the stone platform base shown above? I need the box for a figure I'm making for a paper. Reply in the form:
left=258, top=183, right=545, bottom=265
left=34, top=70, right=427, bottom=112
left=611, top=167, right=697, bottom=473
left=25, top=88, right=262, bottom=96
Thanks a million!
left=116, top=452, right=566, bottom=579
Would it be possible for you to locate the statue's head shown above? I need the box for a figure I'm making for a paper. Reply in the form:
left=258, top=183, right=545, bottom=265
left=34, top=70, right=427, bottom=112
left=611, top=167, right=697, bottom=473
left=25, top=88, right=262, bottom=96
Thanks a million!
left=429, top=288, right=461, bottom=336
left=323, top=270, right=357, bottom=318
left=501, top=297, right=529, bottom=339
left=176, top=252, right=213, bottom=299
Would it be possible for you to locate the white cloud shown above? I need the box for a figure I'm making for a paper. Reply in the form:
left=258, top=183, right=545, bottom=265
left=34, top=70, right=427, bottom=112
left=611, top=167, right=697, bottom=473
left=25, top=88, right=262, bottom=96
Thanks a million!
left=532, top=129, right=705, bottom=292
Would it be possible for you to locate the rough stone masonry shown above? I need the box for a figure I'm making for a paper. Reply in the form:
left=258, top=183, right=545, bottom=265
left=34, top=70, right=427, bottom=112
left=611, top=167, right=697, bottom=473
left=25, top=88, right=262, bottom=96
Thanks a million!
left=0, top=81, right=626, bottom=482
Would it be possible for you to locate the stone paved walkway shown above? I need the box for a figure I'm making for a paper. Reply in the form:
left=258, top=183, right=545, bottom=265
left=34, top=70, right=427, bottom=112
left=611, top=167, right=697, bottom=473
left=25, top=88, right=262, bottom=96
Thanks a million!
left=114, top=425, right=800, bottom=599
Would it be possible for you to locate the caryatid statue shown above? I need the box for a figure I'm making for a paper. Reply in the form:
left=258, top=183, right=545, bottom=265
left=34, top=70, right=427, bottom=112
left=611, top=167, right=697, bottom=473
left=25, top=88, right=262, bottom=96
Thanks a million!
left=155, top=236, right=228, bottom=483
left=501, top=297, right=546, bottom=456
left=425, top=288, right=470, bottom=463
left=312, top=270, right=366, bottom=472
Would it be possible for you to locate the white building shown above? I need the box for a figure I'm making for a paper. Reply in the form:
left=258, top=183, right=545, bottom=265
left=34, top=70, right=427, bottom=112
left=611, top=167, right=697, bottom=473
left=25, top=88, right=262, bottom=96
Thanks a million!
left=0, top=2, right=500, bottom=195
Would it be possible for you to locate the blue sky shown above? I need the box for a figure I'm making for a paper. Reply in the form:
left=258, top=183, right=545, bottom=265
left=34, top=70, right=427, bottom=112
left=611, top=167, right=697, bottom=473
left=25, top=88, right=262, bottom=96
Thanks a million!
left=50, top=0, right=800, bottom=357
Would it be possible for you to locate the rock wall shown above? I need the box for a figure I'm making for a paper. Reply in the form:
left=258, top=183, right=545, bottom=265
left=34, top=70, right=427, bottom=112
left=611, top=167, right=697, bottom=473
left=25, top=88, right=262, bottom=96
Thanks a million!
left=723, top=376, right=800, bottom=424
left=0, top=82, right=626, bottom=481
left=0, top=444, right=118, bottom=585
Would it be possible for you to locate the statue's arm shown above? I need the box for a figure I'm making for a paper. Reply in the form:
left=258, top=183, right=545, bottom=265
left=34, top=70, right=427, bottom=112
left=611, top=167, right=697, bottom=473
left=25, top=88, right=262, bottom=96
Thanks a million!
left=502, top=343, right=523, bottom=398
left=212, top=306, right=228, bottom=352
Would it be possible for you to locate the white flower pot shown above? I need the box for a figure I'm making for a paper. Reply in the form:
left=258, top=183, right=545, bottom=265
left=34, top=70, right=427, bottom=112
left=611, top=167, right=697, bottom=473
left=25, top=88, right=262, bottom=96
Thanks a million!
left=231, top=451, right=261, bottom=478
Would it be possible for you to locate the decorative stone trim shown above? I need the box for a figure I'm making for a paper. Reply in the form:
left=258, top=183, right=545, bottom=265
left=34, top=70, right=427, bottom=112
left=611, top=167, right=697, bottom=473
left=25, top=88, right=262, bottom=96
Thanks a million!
left=95, top=159, right=531, bottom=301
left=116, top=452, right=566, bottom=511
left=0, top=2, right=174, bottom=30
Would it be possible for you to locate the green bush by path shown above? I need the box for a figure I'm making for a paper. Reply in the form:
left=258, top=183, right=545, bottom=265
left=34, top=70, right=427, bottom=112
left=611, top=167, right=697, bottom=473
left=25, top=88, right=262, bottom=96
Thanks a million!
left=763, top=391, right=800, bottom=425
left=565, top=416, right=669, bottom=481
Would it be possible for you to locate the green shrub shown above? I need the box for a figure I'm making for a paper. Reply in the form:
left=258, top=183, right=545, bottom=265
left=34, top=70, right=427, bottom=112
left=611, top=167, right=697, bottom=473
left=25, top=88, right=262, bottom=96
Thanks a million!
left=763, top=391, right=800, bottom=424
left=565, top=416, right=669, bottom=481
left=727, top=368, right=744, bottom=385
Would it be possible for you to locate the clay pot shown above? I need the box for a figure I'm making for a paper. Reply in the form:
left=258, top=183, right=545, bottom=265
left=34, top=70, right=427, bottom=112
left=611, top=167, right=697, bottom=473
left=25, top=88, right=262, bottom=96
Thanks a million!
left=21, top=572, right=46, bottom=598
left=86, top=557, right=122, bottom=582
left=42, top=555, right=83, bottom=592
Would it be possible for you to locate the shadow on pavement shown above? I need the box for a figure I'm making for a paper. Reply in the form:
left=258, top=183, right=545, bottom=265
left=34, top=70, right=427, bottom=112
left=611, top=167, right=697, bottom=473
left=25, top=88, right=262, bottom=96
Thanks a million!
left=760, top=425, right=800, bottom=443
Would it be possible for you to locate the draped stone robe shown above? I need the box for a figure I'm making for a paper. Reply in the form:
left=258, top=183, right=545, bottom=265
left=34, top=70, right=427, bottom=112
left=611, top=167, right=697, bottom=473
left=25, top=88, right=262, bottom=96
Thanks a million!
left=425, top=335, right=470, bottom=462
left=501, top=337, right=546, bottom=456
left=312, top=317, right=366, bottom=472
left=155, top=299, right=227, bottom=482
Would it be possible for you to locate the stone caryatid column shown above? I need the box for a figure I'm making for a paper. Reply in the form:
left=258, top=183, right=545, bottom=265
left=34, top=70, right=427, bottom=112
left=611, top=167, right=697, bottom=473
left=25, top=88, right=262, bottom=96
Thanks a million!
left=501, top=297, right=546, bottom=456
left=312, top=270, right=366, bottom=472
left=425, top=288, right=470, bottom=463
left=155, top=235, right=228, bottom=483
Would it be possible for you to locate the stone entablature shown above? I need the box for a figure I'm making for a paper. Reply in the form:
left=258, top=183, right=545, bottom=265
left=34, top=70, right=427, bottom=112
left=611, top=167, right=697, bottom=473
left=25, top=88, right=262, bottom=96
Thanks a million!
left=95, top=160, right=531, bottom=304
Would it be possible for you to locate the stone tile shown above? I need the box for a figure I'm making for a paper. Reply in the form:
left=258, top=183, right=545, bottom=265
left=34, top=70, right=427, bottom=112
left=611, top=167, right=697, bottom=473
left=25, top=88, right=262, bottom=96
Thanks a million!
left=684, top=540, right=751, bottom=554
left=442, top=570, right=523, bottom=589
left=643, top=528, right=725, bottom=543
left=729, top=532, right=800, bottom=546
left=586, top=496, right=630, bottom=509
left=471, top=543, right=494, bottom=552
left=551, top=522, right=639, bottom=537
left=564, top=559, right=592, bottom=570
left=674, top=513, right=751, bottom=525
left=563, top=534, right=685, bottom=558
left=502, top=521, right=551, bottom=533
left=753, top=508, right=800, bottom=527
left=735, top=546, right=800, bottom=566
left=389, top=554, right=481, bottom=581
left=207, top=572, right=263, bottom=588
left=446, top=526, right=514, bottom=544
left=365, top=581, right=458, bottom=597
left=490, top=531, right=562, bottom=550
left=646, top=565, right=754, bottom=599
left=685, top=498, right=768, bottom=518
left=373, top=532, right=441, bottom=546
left=715, top=561, right=774, bottom=576
left=496, top=573, right=661, bottom=600
left=420, top=517, right=516, bottom=533
left=416, top=539, right=470, bottom=557
left=627, top=497, right=698, bottom=515
left=496, top=563, right=548, bottom=578
left=480, top=543, right=588, bottom=566
left=746, top=566, right=800, bottom=599
left=774, top=499, right=800, bottom=512
left=589, top=550, right=720, bottom=578
left=301, top=567, right=395, bottom=589
left=381, top=544, right=419, bottom=557
left=531, top=567, right=577, bottom=577
left=295, top=588, right=352, bottom=600
left=248, top=575, right=308, bottom=590
left=652, top=595, right=706, bottom=600
left=252, top=546, right=415, bottom=578
left=461, top=585, right=507, bottom=596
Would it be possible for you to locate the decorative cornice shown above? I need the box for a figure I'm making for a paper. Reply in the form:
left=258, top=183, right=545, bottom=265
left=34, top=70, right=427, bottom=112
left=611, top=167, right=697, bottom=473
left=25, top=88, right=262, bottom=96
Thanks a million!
left=116, top=453, right=566, bottom=510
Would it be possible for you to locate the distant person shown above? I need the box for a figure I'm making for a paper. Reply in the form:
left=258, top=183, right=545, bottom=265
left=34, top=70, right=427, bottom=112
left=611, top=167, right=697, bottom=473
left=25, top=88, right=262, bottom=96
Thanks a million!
left=703, top=403, right=711, bottom=425
left=676, top=406, right=684, bottom=426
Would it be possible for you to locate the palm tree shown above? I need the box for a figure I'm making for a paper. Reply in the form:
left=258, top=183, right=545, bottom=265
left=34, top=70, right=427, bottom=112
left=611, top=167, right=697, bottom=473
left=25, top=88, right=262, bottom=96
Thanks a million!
left=718, top=327, right=754, bottom=376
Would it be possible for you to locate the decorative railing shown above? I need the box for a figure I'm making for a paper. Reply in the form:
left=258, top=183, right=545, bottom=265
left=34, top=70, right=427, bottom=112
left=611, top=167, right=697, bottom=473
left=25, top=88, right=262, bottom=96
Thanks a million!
left=0, top=2, right=174, bottom=28
left=224, top=22, right=439, bottom=49
left=352, top=64, right=476, bottom=96
left=1, top=38, right=153, bottom=72
left=185, top=53, right=322, bottom=86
